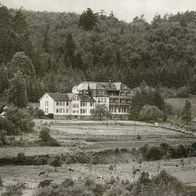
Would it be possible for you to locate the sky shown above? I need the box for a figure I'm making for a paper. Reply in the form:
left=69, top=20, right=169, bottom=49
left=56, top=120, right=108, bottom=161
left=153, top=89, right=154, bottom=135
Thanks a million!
left=1, top=0, right=196, bottom=22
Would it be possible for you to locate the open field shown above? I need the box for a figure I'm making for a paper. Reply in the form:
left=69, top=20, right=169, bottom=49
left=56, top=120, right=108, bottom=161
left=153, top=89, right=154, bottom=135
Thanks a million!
left=165, top=96, right=196, bottom=117
left=0, top=120, right=196, bottom=195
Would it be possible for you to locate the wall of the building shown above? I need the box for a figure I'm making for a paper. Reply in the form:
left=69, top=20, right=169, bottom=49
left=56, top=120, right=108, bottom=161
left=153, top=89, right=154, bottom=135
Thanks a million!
left=53, top=101, right=72, bottom=116
left=94, top=97, right=109, bottom=108
left=80, top=102, right=95, bottom=115
left=71, top=95, right=81, bottom=115
left=40, top=94, right=54, bottom=114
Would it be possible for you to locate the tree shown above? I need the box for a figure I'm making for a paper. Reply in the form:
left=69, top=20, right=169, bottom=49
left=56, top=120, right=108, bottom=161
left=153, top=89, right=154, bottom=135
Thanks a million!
left=91, top=104, right=111, bottom=120
left=139, top=105, right=164, bottom=122
left=0, top=5, right=15, bottom=64
left=7, top=71, right=28, bottom=108
left=64, top=33, right=75, bottom=67
left=0, top=65, right=9, bottom=93
left=130, top=85, right=166, bottom=120
left=79, top=8, right=97, bottom=31
left=181, top=100, right=192, bottom=124
left=49, top=155, right=62, bottom=172
left=9, top=52, right=36, bottom=78
left=4, top=106, right=34, bottom=135
left=39, top=127, right=59, bottom=146
left=13, top=9, right=27, bottom=34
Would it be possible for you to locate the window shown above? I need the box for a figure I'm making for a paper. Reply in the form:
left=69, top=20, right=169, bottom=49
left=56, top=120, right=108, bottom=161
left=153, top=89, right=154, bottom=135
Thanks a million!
left=80, top=109, right=87, bottom=114
left=45, top=101, right=49, bottom=106
left=98, top=98, right=100, bottom=103
left=81, top=102, right=87, bottom=107
left=121, top=92, right=126, bottom=96
left=90, top=102, right=94, bottom=107
left=66, top=109, right=69, bottom=113
left=66, top=102, right=69, bottom=106
left=56, top=109, right=59, bottom=113
left=45, top=108, right=48, bottom=113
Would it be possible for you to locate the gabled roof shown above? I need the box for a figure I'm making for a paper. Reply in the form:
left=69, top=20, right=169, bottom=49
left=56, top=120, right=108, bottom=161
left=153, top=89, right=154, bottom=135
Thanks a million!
left=78, top=94, right=96, bottom=102
left=67, top=93, right=74, bottom=100
left=47, top=93, right=69, bottom=101
left=75, top=81, right=131, bottom=92
left=77, top=82, right=105, bottom=90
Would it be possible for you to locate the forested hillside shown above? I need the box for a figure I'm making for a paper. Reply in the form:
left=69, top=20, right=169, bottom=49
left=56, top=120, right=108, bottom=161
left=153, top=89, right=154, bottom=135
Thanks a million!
left=1, top=4, right=196, bottom=103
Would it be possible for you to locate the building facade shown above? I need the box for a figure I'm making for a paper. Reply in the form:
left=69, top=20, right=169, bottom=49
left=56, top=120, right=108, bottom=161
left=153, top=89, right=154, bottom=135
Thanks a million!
left=40, top=81, right=133, bottom=119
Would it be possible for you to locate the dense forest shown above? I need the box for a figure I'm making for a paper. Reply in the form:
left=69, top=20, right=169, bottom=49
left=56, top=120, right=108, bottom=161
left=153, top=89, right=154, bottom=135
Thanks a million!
left=1, top=4, right=196, bottom=103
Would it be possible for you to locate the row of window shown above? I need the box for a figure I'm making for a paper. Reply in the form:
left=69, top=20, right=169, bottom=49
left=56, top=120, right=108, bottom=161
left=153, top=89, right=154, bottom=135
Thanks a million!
left=110, top=107, right=128, bottom=113
left=73, top=103, right=79, bottom=108
left=45, top=107, right=127, bottom=114
left=56, top=101, right=69, bottom=106
left=120, top=92, right=132, bottom=96
left=56, top=108, right=69, bottom=114
left=97, top=98, right=107, bottom=103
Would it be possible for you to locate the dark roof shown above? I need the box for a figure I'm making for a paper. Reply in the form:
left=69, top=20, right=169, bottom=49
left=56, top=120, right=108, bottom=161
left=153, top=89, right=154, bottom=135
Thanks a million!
left=48, top=93, right=69, bottom=101
left=78, top=94, right=96, bottom=102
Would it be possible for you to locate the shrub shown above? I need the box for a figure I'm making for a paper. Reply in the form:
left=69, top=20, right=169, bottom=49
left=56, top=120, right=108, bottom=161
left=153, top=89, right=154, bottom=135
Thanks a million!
left=139, top=105, right=164, bottom=122
left=176, top=145, right=188, bottom=158
left=32, top=108, right=45, bottom=119
left=2, top=182, right=26, bottom=196
left=137, top=134, right=141, bottom=140
left=145, top=146, right=162, bottom=161
left=38, top=180, right=53, bottom=188
left=49, top=155, right=63, bottom=172
left=46, top=113, right=54, bottom=119
left=16, top=152, right=26, bottom=165
left=39, top=127, right=59, bottom=146
left=176, top=86, right=190, bottom=98
left=0, top=177, right=3, bottom=187
left=3, top=106, right=34, bottom=135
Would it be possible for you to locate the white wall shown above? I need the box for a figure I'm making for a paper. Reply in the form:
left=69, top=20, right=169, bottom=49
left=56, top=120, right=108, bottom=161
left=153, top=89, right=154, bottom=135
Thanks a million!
left=40, top=93, right=54, bottom=114
left=53, top=101, right=71, bottom=116
left=94, top=97, right=109, bottom=109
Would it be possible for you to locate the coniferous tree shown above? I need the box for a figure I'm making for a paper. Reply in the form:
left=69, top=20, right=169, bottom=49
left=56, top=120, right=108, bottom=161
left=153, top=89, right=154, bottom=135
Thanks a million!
left=9, top=52, right=36, bottom=78
left=0, top=5, right=15, bottom=63
left=13, top=10, right=27, bottom=34
left=65, top=33, right=75, bottom=67
left=0, top=65, right=9, bottom=93
left=79, top=8, right=97, bottom=31
left=7, top=71, right=28, bottom=108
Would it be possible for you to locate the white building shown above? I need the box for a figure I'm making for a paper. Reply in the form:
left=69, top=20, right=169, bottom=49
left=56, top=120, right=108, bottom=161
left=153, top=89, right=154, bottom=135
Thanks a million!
left=39, top=81, right=133, bottom=119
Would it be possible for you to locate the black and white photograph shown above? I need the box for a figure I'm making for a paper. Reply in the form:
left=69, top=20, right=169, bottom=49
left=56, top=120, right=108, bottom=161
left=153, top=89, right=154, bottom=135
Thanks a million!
left=0, top=0, right=196, bottom=195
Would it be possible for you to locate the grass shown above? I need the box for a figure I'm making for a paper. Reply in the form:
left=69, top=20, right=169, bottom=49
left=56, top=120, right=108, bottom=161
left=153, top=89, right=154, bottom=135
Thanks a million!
left=165, top=97, right=196, bottom=117
left=0, top=120, right=196, bottom=195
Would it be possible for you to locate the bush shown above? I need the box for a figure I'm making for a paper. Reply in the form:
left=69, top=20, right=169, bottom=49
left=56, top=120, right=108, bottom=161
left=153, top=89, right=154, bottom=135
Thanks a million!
left=39, top=127, right=59, bottom=146
left=146, top=146, right=162, bottom=161
left=0, top=177, right=3, bottom=187
left=176, top=145, right=188, bottom=158
left=139, top=105, right=164, bottom=122
left=49, top=155, right=63, bottom=172
left=46, top=113, right=54, bottom=119
left=16, top=152, right=26, bottom=165
left=2, top=182, right=26, bottom=196
left=2, top=106, right=34, bottom=135
left=176, top=86, right=190, bottom=98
